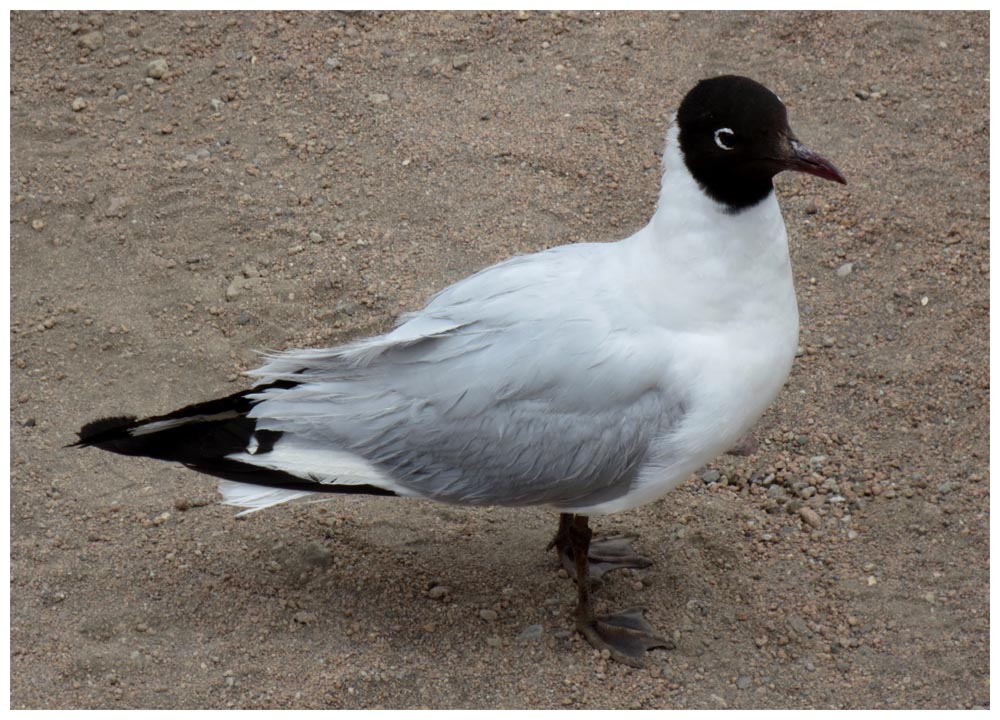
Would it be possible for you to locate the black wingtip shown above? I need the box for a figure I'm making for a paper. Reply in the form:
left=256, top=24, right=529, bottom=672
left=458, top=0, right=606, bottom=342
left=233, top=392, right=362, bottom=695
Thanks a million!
left=72, top=415, right=139, bottom=447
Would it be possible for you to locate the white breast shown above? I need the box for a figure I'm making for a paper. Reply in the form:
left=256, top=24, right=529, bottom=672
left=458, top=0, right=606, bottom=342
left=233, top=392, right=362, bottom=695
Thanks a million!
left=574, top=125, right=800, bottom=515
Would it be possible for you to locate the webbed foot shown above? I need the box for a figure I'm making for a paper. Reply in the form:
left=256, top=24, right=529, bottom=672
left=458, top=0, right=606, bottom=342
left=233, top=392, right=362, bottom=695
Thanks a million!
left=576, top=606, right=673, bottom=667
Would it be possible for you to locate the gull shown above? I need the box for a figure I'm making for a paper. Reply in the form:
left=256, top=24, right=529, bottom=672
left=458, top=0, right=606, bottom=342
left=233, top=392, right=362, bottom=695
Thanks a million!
left=75, top=75, right=846, bottom=666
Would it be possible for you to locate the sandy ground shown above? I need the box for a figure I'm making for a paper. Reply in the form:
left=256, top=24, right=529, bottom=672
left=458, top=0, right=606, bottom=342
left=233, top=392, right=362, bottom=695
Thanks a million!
left=10, top=10, right=989, bottom=709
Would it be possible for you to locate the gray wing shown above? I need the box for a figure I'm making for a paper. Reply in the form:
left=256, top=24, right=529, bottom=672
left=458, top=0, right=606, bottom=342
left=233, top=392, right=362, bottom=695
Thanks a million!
left=246, top=244, right=687, bottom=508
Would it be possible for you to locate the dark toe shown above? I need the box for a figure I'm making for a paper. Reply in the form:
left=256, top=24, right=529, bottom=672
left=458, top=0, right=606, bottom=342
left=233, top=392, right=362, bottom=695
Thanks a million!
left=577, top=607, right=673, bottom=667
left=555, top=535, right=653, bottom=581
left=587, top=536, right=653, bottom=579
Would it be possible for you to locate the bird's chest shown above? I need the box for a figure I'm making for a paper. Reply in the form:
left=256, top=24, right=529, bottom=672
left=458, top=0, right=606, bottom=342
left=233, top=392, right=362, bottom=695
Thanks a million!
left=664, top=306, right=799, bottom=456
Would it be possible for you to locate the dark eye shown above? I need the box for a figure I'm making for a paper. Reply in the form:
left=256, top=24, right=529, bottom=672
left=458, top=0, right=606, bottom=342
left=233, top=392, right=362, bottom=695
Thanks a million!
left=714, top=128, right=735, bottom=151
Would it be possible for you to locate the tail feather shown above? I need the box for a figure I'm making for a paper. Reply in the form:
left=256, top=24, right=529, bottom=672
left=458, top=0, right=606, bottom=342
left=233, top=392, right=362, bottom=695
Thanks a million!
left=74, top=382, right=399, bottom=503
left=73, top=390, right=259, bottom=461
left=73, top=415, right=141, bottom=448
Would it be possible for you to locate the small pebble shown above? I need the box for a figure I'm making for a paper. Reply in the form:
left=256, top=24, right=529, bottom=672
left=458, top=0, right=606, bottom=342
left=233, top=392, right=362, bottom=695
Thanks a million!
left=105, top=196, right=129, bottom=218
left=786, top=614, right=810, bottom=636
left=325, top=56, right=341, bottom=70
left=71, top=97, right=87, bottom=112
left=427, top=585, right=450, bottom=600
left=147, top=58, right=169, bottom=79
left=78, top=30, right=104, bottom=51
left=302, top=541, right=332, bottom=567
left=226, top=278, right=245, bottom=300
left=452, top=54, right=471, bottom=71
left=31, top=219, right=45, bottom=231
left=517, top=624, right=544, bottom=641
left=736, top=675, right=752, bottom=690
left=836, top=262, right=854, bottom=277
left=479, top=609, right=498, bottom=622
left=799, top=507, right=822, bottom=528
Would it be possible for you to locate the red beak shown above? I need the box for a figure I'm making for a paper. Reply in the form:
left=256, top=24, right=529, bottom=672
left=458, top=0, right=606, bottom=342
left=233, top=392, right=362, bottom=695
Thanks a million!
left=785, top=139, right=847, bottom=184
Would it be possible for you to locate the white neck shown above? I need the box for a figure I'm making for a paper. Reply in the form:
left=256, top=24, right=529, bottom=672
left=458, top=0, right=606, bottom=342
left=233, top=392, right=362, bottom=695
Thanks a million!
left=646, top=120, right=784, bottom=239
left=625, top=119, right=798, bottom=332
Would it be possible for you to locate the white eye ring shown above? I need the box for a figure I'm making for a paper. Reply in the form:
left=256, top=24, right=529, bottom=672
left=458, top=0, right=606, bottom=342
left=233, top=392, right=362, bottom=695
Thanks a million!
left=714, top=128, right=735, bottom=151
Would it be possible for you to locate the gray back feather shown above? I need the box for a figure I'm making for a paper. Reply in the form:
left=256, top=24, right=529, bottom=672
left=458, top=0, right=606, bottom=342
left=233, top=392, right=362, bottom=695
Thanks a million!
left=248, top=243, right=688, bottom=508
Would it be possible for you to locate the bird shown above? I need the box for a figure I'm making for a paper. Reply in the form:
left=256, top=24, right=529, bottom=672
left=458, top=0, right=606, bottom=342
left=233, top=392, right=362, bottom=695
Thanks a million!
left=75, top=75, right=846, bottom=667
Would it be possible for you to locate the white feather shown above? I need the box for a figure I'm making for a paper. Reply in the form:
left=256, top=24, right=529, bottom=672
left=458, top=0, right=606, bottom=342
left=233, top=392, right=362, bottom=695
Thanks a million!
left=129, top=411, right=239, bottom=436
left=217, top=481, right=315, bottom=516
left=225, top=437, right=418, bottom=496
